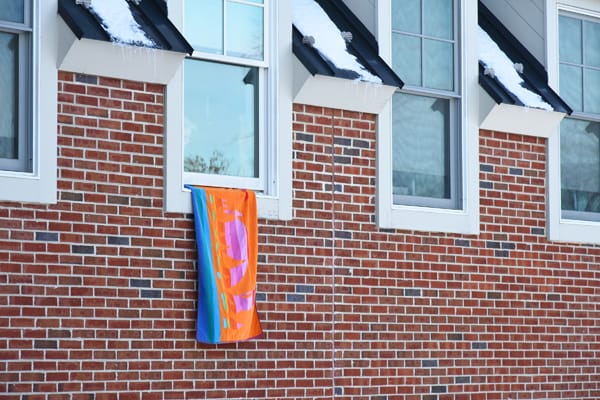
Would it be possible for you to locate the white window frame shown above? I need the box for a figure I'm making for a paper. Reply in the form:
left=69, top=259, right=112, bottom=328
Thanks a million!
left=0, top=0, right=57, bottom=204
left=165, top=0, right=292, bottom=220
left=376, top=0, right=479, bottom=234
left=547, top=0, right=600, bottom=243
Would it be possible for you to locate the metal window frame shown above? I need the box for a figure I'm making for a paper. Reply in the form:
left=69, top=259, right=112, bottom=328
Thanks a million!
left=182, top=0, right=270, bottom=192
left=391, top=0, right=462, bottom=209
left=0, top=1, right=32, bottom=173
left=559, top=9, right=600, bottom=221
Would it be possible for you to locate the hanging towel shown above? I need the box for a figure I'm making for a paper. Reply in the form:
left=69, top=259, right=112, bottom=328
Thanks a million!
left=186, top=185, right=262, bottom=344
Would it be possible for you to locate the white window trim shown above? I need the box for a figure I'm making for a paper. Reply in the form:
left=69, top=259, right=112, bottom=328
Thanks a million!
left=164, top=0, right=292, bottom=220
left=376, top=0, right=479, bottom=234
left=547, top=0, right=600, bottom=244
left=0, top=0, right=57, bottom=204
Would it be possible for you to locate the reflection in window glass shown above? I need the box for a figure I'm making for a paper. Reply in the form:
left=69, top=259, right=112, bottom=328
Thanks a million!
left=0, top=0, right=24, bottom=23
left=226, top=1, right=264, bottom=60
left=584, top=68, right=600, bottom=114
left=584, top=20, right=600, bottom=68
left=560, top=64, right=582, bottom=112
left=391, top=0, right=420, bottom=34
left=184, top=60, right=259, bottom=178
left=423, top=0, right=453, bottom=39
left=185, top=0, right=223, bottom=55
left=561, top=118, right=600, bottom=213
left=423, top=39, right=453, bottom=91
left=392, top=33, right=421, bottom=86
left=559, top=16, right=582, bottom=65
left=392, top=93, right=450, bottom=200
left=0, top=31, right=18, bottom=160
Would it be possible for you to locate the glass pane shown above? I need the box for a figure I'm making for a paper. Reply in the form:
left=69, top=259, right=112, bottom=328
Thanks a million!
left=184, top=60, right=259, bottom=178
left=423, top=39, right=453, bottom=91
left=0, top=32, right=18, bottom=160
left=392, top=33, right=421, bottom=86
left=423, top=0, right=453, bottom=39
left=392, top=93, right=450, bottom=200
left=584, top=20, right=600, bottom=67
left=560, top=64, right=582, bottom=112
left=0, top=0, right=24, bottom=23
left=392, top=0, right=421, bottom=34
left=584, top=68, right=600, bottom=114
left=185, top=0, right=223, bottom=54
left=559, top=15, right=582, bottom=64
left=561, top=118, right=600, bottom=213
left=226, top=1, right=263, bottom=60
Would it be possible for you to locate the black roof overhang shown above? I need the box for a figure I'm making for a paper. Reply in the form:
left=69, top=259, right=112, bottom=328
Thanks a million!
left=293, top=0, right=403, bottom=88
left=478, top=1, right=571, bottom=114
left=58, top=0, right=193, bottom=55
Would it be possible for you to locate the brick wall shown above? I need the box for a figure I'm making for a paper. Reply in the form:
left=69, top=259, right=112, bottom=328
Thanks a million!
left=1, top=73, right=600, bottom=399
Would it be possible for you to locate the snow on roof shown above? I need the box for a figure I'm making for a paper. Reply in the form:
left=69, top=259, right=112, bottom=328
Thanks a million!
left=292, top=0, right=381, bottom=84
left=88, top=0, right=155, bottom=47
left=478, top=27, right=552, bottom=111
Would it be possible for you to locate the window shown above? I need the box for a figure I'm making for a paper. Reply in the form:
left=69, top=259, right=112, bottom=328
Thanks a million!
left=183, top=0, right=266, bottom=191
left=0, top=0, right=57, bottom=204
left=376, top=0, right=479, bottom=234
left=165, top=0, right=292, bottom=219
left=559, top=12, right=600, bottom=221
left=0, top=0, right=31, bottom=173
left=547, top=0, right=600, bottom=243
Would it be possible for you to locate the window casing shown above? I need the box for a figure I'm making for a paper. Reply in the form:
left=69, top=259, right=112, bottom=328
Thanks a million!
left=558, top=11, right=600, bottom=221
left=376, top=0, right=479, bottom=234
left=183, top=0, right=269, bottom=192
left=0, top=0, right=32, bottom=173
left=165, top=0, right=292, bottom=219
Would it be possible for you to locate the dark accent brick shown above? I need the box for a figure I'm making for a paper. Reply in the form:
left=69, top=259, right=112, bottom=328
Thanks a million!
left=531, top=227, right=545, bottom=235
left=325, top=183, right=343, bottom=192
left=108, top=236, right=130, bottom=246
left=75, top=74, right=98, bottom=84
left=404, top=288, right=421, bottom=297
left=48, top=329, right=71, bottom=338
left=353, top=139, right=369, bottom=149
left=295, top=132, right=313, bottom=142
left=34, top=340, right=57, bottom=349
left=480, top=181, right=493, bottom=189
left=286, top=294, right=305, bottom=302
left=502, top=242, right=516, bottom=250
left=547, top=293, right=561, bottom=301
left=130, top=279, right=151, bottom=288
left=431, top=386, right=447, bottom=394
left=333, top=155, right=351, bottom=164
left=455, top=376, right=471, bottom=384
left=472, top=342, right=488, bottom=349
left=255, top=292, right=266, bottom=302
left=334, top=230, right=352, bottom=239
left=480, top=164, right=494, bottom=172
left=334, top=137, right=351, bottom=146
left=108, top=195, right=129, bottom=205
left=257, top=254, right=266, bottom=263
left=296, top=285, right=314, bottom=294
left=334, top=387, right=343, bottom=396
left=509, top=167, right=523, bottom=176
left=487, top=292, right=502, bottom=299
left=61, top=192, right=83, bottom=202
left=455, top=239, right=470, bottom=247
left=495, top=250, right=509, bottom=258
left=486, top=241, right=500, bottom=249
left=343, top=147, right=360, bottom=156
left=72, top=245, right=95, bottom=255
left=141, top=289, right=161, bottom=299
left=422, top=359, right=438, bottom=368
left=35, top=232, right=58, bottom=242
left=448, top=333, right=463, bottom=341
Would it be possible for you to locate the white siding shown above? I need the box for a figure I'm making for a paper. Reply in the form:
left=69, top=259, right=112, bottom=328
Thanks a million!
left=481, top=0, right=547, bottom=65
